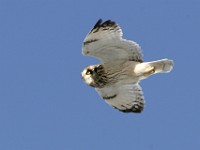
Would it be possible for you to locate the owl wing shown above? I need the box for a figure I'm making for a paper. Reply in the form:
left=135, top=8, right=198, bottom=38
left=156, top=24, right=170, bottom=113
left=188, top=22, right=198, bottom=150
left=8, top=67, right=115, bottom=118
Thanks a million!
left=95, top=83, right=145, bottom=113
left=82, top=19, right=143, bottom=64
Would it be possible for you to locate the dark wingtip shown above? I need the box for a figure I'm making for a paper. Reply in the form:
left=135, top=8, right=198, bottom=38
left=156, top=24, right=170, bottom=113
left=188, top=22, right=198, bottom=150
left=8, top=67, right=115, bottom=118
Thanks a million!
left=117, top=103, right=144, bottom=113
left=113, top=106, right=143, bottom=113
left=101, top=20, right=115, bottom=27
left=92, top=19, right=116, bottom=31
left=93, top=19, right=103, bottom=29
left=120, top=109, right=143, bottom=113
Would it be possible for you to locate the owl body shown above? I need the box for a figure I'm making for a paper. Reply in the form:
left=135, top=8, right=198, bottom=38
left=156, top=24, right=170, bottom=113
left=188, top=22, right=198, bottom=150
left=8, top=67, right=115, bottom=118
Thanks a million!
left=81, top=19, right=173, bottom=113
left=82, top=61, right=141, bottom=87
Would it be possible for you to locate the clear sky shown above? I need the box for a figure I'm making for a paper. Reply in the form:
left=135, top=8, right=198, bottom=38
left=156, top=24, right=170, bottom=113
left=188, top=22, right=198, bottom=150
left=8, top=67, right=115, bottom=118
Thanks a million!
left=0, top=0, right=200, bottom=150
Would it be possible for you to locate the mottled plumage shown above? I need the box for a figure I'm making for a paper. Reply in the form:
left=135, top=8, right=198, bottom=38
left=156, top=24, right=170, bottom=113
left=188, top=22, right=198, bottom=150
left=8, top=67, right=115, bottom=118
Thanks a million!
left=81, top=19, right=173, bottom=113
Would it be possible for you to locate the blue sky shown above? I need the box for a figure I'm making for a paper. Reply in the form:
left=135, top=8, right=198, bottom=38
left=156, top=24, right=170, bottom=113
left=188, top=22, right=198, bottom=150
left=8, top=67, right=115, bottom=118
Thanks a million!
left=0, top=0, right=200, bottom=150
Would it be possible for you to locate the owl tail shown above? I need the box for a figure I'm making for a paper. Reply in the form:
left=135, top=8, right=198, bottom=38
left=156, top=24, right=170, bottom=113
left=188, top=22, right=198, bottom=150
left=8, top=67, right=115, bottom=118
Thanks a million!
left=147, top=59, right=173, bottom=73
left=135, top=59, right=173, bottom=79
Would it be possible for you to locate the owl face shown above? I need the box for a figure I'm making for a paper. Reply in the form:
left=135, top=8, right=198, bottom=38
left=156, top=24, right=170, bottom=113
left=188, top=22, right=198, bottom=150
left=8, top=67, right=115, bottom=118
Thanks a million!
left=81, top=65, right=98, bottom=87
left=82, top=64, right=108, bottom=88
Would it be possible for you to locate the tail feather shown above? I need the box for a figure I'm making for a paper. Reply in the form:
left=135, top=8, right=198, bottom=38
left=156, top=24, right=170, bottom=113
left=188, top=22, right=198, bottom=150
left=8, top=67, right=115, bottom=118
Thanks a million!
left=134, top=59, right=173, bottom=80
left=148, top=59, right=173, bottom=73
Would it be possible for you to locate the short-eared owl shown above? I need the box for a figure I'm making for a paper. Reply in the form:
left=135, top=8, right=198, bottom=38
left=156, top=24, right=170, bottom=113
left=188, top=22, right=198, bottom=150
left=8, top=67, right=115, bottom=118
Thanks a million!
left=81, top=19, right=173, bottom=113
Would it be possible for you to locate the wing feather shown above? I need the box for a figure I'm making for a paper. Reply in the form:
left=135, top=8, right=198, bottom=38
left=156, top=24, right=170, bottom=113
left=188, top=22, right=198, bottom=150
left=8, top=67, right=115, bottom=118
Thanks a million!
left=82, top=19, right=143, bottom=64
left=96, top=83, right=145, bottom=113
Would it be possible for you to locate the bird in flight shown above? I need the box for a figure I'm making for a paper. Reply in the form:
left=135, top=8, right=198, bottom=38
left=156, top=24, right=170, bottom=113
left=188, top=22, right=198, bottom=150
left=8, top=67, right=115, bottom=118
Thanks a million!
left=81, top=19, right=173, bottom=113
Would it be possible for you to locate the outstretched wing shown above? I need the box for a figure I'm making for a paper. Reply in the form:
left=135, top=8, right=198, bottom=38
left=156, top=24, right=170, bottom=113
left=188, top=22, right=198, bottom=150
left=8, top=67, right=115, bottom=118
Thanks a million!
left=82, top=19, right=143, bottom=64
left=95, top=83, right=145, bottom=113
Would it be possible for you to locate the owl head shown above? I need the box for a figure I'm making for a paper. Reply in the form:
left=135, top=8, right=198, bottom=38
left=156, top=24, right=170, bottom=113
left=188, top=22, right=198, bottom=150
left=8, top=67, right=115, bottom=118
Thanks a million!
left=82, top=65, right=107, bottom=88
left=81, top=65, right=99, bottom=87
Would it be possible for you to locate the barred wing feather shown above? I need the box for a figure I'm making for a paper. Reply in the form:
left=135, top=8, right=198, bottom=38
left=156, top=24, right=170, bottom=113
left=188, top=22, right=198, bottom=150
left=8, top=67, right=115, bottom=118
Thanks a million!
left=95, top=83, right=145, bottom=113
left=82, top=19, right=143, bottom=64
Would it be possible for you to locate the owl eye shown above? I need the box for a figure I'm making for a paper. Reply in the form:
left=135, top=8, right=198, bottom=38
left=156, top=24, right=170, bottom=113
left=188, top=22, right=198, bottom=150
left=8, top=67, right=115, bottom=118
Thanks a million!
left=86, top=69, right=92, bottom=75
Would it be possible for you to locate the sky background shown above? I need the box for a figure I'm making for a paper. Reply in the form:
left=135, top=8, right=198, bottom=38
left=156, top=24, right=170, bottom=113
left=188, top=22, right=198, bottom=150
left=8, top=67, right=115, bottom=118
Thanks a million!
left=0, top=0, right=200, bottom=150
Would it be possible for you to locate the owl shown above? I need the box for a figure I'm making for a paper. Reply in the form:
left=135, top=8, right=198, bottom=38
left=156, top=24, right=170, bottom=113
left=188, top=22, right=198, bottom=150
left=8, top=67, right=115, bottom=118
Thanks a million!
left=81, top=19, right=173, bottom=113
